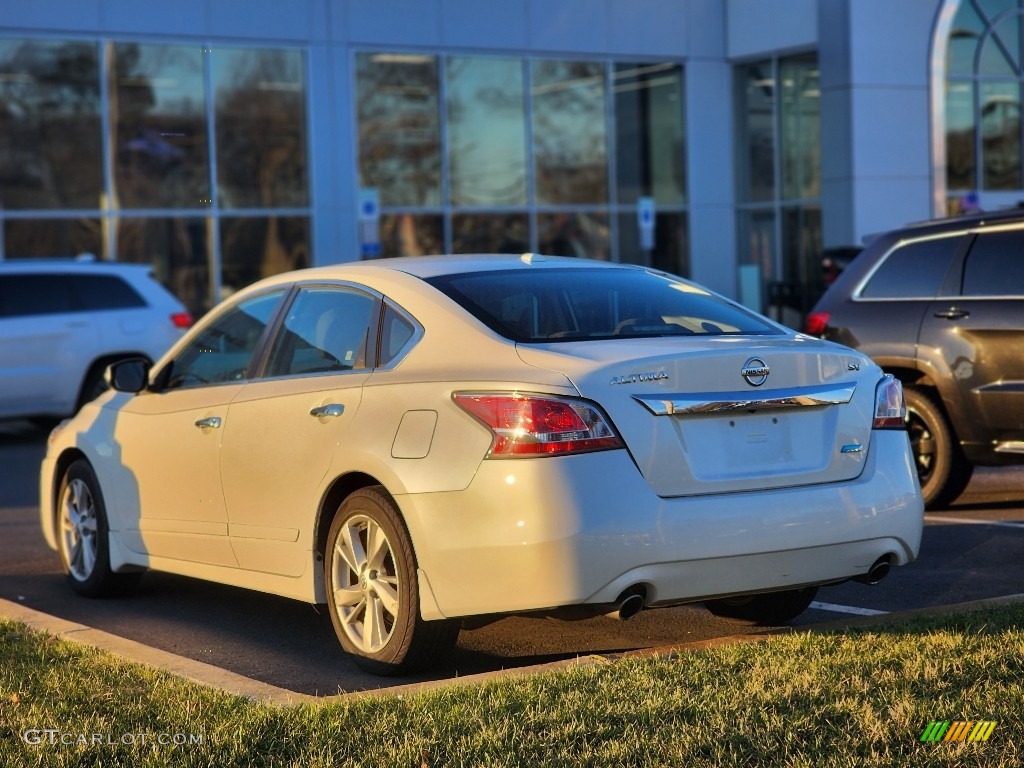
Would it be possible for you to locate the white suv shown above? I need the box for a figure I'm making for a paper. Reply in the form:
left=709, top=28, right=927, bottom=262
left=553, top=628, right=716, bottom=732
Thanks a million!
left=0, top=260, right=192, bottom=421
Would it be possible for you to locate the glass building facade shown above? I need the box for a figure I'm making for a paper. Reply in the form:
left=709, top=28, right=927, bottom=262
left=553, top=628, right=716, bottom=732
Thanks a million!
left=0, top=1, right=983, bottom=327
left=0, top=39, right=310, bottom=313
left=355, top=54, right=687, bottom=274
left=734, top=53, right=821, bottom=327
left=945, top=0, right=1024, bottom=208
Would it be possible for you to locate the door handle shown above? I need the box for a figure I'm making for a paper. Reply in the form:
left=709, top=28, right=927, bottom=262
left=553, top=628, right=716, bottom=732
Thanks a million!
left=310, top=404, right=345, bottom=418
left=933, top=308, right=969, bottom=320
left=194, top=416, right=222, bottom=429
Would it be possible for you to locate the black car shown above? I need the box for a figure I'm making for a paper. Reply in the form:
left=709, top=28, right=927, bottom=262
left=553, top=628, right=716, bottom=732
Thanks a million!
left=807, top=208, right=1024, bottom=508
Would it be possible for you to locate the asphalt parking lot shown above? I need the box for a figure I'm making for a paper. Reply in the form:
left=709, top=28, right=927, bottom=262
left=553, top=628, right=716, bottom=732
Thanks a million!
left=2, top=418, right=1022, bottom=696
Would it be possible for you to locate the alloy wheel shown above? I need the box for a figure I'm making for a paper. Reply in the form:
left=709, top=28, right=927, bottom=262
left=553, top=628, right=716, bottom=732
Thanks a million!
left=906, top=407, right=936, bottom=485
left=60, top=477, right=98, bottom=582
left=330, top=514, right=400, bottom=654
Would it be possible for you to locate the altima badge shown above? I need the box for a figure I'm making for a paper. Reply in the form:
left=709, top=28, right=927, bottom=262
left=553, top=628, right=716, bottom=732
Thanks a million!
left=741, top=357, right=770, bottom=387
left=610, top=370, right=669, bottom=385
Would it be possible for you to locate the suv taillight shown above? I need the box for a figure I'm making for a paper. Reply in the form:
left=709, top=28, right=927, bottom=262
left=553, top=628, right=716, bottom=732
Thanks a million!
left=171, top=311, right=194, bottom=329
left=804, top=311, right=830, bottom=336
left=453, top=392, right=624, bottom=457
left=873, top=375, right=906, bottom=429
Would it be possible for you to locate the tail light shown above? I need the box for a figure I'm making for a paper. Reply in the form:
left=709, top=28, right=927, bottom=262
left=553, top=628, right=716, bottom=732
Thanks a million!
left=453, top=392, right=624, bottom=457
left=873, top=374, right=905, bottom=429
left=804, top=310, right=830, bottom=336
left=170, top=311, right=194, bottom=329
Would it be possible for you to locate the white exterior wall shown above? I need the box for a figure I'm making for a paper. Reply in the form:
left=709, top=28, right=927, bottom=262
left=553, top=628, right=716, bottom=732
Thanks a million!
left=679, top=0, right=735, bottom=297
left=727, top=0, right=818, bottom=58
left=818, top=0, right=940, bottom=248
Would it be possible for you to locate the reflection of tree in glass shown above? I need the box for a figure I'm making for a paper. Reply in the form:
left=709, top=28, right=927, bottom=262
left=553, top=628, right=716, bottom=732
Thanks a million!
left=214, top=49, right=308, bottom=209
left=379, top=214, right=443, bottom=258
left=532, top=60, right=607, bottom=205
left=220, top=216, right=309, bottom=297
left=213, top=50, right=309, bottom=293
left=451, top=213, right=529, bottom=254
left=118, top=218, right=209, bottom=316
left=539, top=212, right=609, bottom=260
left=947, top=124, right=975, bottom=190
left=112, top=43, right=209, bottom=209
left=356, top=55, right=441, bottom=207
left=446, top=57, right=527, bottom=207
left=0, top=41, right=102, bottom=209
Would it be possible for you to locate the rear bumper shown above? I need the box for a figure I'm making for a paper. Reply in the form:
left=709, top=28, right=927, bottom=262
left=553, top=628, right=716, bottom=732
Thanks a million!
left=399, top=429, right=924, bottom=619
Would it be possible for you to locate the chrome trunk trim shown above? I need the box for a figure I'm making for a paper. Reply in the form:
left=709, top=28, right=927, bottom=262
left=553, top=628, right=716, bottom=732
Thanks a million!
left=632, top=382, right=857, bottom=416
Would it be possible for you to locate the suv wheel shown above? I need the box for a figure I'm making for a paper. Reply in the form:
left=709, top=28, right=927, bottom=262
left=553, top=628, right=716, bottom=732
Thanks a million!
left=903, top=386, right=973, bottom=508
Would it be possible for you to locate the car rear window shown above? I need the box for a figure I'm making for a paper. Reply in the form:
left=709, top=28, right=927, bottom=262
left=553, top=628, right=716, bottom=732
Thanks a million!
left=425, top=267, right=779, bottom=342
left=75, top=274, right=147, bottom=310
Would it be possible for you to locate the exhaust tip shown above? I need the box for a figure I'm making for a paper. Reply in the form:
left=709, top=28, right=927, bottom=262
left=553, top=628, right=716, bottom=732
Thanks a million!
left=854, top=556, right=892, bottom=585
left=605, top=587, right=647, bottom=621
left=617, top=593, right=645, bottom=621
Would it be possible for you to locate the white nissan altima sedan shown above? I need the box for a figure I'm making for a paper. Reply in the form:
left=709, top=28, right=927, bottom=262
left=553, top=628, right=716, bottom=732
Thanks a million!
left=39, top=255, right=924, bottom=674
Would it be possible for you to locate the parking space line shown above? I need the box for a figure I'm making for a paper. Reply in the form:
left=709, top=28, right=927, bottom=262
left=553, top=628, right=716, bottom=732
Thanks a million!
left=809, top=601, right=888, bottom=617
left=925, top=515, right=1024, bottom=529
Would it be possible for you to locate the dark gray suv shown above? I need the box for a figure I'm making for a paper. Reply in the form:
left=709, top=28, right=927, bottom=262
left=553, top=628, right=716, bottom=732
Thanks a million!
left=807, top=209, right=1024, bottom=508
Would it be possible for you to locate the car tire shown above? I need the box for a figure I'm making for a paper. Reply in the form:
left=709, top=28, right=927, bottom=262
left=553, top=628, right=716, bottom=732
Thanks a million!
left=324, top=487, right=459, bottom=675
left=705, top=587, right=818, bottom=625
left=903, top=385, right=973, bottom=509
left=57, top=459, right=142, bottom=598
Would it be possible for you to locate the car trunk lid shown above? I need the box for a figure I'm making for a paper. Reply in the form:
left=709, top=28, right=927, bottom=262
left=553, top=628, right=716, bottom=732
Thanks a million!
left=517, top=336, right=878, bottom=497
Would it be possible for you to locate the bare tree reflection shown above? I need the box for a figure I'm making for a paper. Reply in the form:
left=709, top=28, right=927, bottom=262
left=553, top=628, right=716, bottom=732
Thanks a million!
left=0, top=40, right=102, bottom=210
left=112, top=43, right=209, bottom=209
left=356, top=54, right=441, bottom=206
left=214, top=49, right=308, bottom=209
left=532, top=60, right=607, bottom=205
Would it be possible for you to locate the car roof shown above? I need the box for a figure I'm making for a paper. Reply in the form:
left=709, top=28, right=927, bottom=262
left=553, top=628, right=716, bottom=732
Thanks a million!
left=889, top=207, right=1024, bottom=238
left=304, top=253, right=643, bottom=279
left=0, top=259, right=154, bottom=275
left=244, top=254, right=653, bottom=293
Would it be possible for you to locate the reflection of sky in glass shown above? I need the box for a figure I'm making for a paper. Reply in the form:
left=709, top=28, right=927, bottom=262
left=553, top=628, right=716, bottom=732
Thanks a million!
left=0, top=40, right=100, bottom=117
left=116, top=44, right=204, bottom=115
left=213, top=49, right=304, bottom=96
left=447, top=57, right=526, bottom=206
left=948, top=0, right=986, bottom=74
left=946, top=82, right=974, bottom=130
left=980, top=16, right=1019, bottom=76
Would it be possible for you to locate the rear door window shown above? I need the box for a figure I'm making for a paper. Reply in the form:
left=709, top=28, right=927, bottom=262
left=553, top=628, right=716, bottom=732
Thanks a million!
left=265, top=286, right=377, bottom=377
left=859, top=236, right=963, bottom=299
left=0, top=274, right=75, bottom=317
left=962, top=230, right=1024, bottom=297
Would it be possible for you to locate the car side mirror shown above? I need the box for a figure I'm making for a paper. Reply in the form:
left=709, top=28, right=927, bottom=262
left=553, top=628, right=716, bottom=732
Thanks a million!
left=106, top=358, right=150, bottom=393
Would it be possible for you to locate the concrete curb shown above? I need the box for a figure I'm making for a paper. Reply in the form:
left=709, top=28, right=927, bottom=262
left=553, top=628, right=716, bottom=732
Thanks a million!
left=3, top=592, right=1024, bottom=706
left=0, top=598, right=314, bottom=706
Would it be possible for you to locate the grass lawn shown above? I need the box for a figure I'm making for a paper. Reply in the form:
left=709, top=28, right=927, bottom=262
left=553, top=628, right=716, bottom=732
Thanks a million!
left=1, top=605, right=1022, bottom=767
